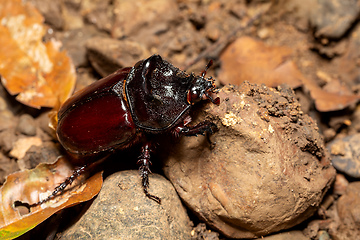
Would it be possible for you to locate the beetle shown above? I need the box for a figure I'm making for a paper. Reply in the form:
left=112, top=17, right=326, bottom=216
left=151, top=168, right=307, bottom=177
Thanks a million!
left=32, top=54, right=219, bottom=205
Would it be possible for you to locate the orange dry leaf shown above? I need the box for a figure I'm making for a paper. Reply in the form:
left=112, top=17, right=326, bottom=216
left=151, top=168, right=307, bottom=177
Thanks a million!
left=0, top=157, right=103, bottom=240
left=0, top=0, right=75, bottom=109
left=219, top=36, right=360, bottom=112
left=303, top=78, right=360, bottom=112
left=9, top=137, right=42, bottom=160
left=219, top=36, right=303, bottom=89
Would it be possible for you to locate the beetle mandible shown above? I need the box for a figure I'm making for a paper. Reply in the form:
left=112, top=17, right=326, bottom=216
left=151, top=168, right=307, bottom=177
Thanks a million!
left=33, top=54, right=219, bottom=205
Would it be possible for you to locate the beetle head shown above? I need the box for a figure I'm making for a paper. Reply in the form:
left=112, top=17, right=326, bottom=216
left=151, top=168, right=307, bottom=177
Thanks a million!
left=126, top=55, right=194, bottom=131
left=126, top=55, right=220, bottom=132
left=186, top=60, right=220, bottom=106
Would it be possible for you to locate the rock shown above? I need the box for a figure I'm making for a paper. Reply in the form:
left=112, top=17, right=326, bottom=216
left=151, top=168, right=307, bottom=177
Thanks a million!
left=333, top=174, right=349, bottom=196
left=56, top=25, right=103, bottom=67
left=60, top=0, right=84, bottom=30
left=16, top=114, right=37, bottom=136
left=334, top=23, right=360, bottom=86
left=0, top=96, right=15, bottom=131
left=0, top=129, right=17, bottom=153
left=28, top=0, right=64, bottom=29
left=163, top=83, right=335, bottom=238
left=269, top=0, right=315, bottom=32
left=86, top=37, right=149, bottom=77
left=112, top=0, right=178, bottom=39
left=0, top=152, right=19, bottom=184
left=10, top=137, right=42, bottom=161
left=0, top=109, right=15, bottom=132
left=20, top=142, right=61, bottom=169
left=328, top=133, right=360, bottom=178
left=303, top=219, right=321, bottom=239
left=61, top=170, right=191, bottom=240
left=335, top=182, right=360, bottom=239
left=191, top=223, right=219, bottom=240
left=317, top=230, right=331, bottom=240
left=81, top=0, right=113, bottom=32
left=35, top=112, right=57, bottom=141
left=259, top=230, right=309, bottom=240
left=309, top=0, right=360, bottom=39
left=0, top=96, right=7, bottom=111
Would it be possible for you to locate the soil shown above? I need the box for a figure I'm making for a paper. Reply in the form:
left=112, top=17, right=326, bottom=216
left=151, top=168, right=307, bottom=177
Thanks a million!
left=1, top=0, right=360, bottom=239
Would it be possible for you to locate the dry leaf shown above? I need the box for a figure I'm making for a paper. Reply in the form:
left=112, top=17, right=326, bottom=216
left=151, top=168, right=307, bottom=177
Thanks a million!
left=0, top=0, right=75, bottom=109
left=9, top=137, right=42, bottom=160
left=219, top=36, right=360, bottom=112
left=304, top=79, right=360, bottom=112
left=0, top=157, right=103, bottom=240
left=219, top=36, right=303, bottom=88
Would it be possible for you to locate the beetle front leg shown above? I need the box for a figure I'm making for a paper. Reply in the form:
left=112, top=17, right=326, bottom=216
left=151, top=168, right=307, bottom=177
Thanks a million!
left=137, top=142, right=161, bottom=204
left=174, top=120, right=218, bottom=148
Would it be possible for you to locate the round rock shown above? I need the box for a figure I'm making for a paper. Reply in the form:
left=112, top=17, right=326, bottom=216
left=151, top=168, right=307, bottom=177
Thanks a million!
left=328, top=133, right=360, bottom=178
left=309, top=0, right=360, bottom=39
left=16, top=114, right=37, bottom=136
left=162, top=83, right=336, bottom=238
left=61, top=170, right=191, bottom=239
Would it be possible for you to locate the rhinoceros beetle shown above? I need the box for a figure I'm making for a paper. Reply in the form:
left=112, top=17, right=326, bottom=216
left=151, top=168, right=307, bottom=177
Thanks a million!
left=32, top=54, right=219, bottom=205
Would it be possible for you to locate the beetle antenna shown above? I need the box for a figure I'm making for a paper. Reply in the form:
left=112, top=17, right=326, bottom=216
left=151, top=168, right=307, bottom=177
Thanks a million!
left=201, top=60, right=213, bottom=78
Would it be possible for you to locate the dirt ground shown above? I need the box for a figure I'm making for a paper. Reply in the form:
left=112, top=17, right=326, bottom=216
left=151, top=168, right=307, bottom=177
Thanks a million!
left=1, top=0, right=360, bottom=239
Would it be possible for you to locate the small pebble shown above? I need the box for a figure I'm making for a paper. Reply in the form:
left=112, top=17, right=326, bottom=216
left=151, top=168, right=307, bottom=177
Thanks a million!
left=16, top=114, right=37, bottom=136
left=0, top=96, right=7, bottom=111
left=317, top=230, right=331, bottom=240
left=310, top=0, right=360, bottom=38
left=0, top=110, right=15, bottom=132
left=336, top=182, right=360, bottom=238
left=333, top=174, right=349, bottom=195
left=260, top=230, right=310, bottom=240
left=328, top=133, right=360, bottom=178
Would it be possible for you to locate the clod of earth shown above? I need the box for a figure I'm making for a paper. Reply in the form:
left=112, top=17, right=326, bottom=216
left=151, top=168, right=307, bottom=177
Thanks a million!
left=163, top=83, right=336, bottom=238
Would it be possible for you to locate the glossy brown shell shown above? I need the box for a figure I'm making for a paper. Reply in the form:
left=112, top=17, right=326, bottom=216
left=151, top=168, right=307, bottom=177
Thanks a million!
left=57, top=67, right=137, bottom=156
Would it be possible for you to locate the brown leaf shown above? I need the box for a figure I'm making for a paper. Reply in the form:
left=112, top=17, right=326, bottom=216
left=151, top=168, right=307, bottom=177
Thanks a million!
left=0, top=157, right=103, bottom=240
left=9, top=137, right=42, bottom=160
left=302, top=77, right=360, bottom=112
left=219, top=36, right=303, bottom=89
left=0, top=0, right=75, bottom=109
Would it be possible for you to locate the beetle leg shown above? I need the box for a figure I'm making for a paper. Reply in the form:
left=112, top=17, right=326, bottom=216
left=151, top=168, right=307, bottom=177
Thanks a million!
left=175, top=120, right=218, bottom=136
left=29, top=165, right=87, bottom=207
left=174, top=120, right=218, bottom=148
left=137, top=143, right=161, bottom=204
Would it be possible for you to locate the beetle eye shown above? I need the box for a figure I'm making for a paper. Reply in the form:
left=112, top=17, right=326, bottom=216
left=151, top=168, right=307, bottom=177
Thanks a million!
left=187, top=89, right=201, bottom=105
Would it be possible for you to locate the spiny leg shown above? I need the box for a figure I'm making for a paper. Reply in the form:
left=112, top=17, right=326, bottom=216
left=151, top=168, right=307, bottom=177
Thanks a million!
left=137, top=142, right=161, bottom=204
left=173, top=120, right=218, bottom=148
left=29, top=165, right=87, bottom=207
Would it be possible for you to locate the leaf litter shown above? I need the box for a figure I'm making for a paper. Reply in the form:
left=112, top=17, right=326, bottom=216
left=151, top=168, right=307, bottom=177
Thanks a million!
left=0, top=156, right=102, bottom=240
left=0, top=0, right=75, bottom=109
